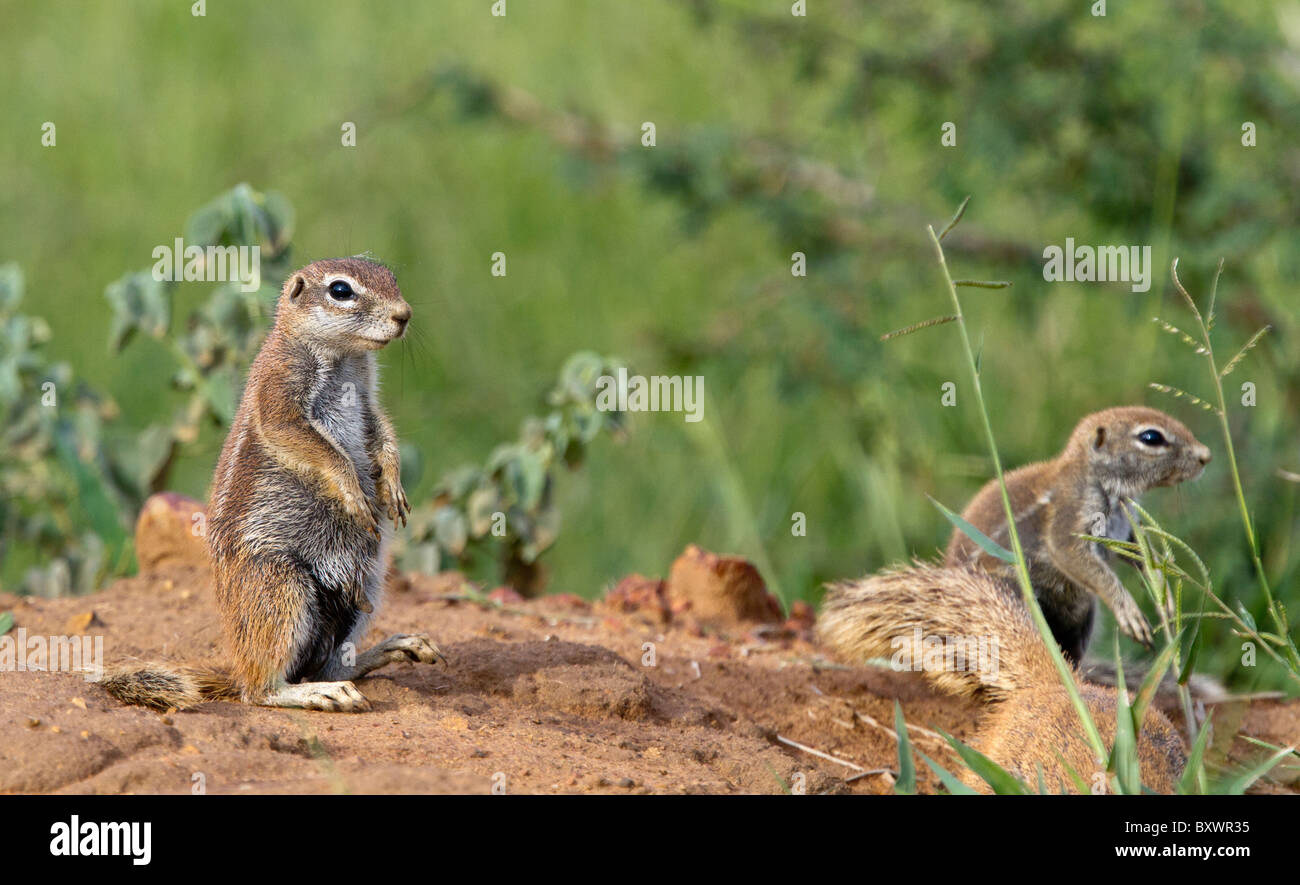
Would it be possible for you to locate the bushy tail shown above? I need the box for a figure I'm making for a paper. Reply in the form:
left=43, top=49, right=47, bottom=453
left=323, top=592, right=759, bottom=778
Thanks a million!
left=1080, top=659, right=1232, bottom=704
left=817, top=564, right=1062, bottom=701
left=97, top=663, right=241, bottom=711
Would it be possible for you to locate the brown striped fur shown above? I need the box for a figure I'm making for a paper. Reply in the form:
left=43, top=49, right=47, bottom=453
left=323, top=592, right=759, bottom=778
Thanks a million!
left=944, top=406, right=1210, bottom=662
left=818, top=565, right=1186, bottom=793
left=101, top=258, right=444, bottom=712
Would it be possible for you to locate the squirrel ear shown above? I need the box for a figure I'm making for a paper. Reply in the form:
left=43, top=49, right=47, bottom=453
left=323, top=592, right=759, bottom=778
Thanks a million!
left=286, top=275, right=305, bottom=299
left=1093, top=426, right=1107, bottom=449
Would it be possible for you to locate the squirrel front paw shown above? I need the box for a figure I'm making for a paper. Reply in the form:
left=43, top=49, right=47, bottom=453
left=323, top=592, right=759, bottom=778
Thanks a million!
left=1110, top=594, right=1154, bottom=649
left=336, top=477, right=381, bottom=538
left=376, top=458, right=410, bottom=528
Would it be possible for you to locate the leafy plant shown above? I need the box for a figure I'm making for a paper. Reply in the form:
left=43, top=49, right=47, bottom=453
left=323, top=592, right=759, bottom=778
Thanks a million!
left=1149, top=259, right=1299, bottom=673
left=106, top=183, right=296, bottom=493
left=396, top=351, right=628, bottom=594
left=0, top=264, right=129, bottom=594
left=2, top=184, right=625, bottom=596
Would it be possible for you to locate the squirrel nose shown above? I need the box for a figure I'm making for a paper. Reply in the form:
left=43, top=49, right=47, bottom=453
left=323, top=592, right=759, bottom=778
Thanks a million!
left=1196, top=445, right=1211, bottom=465
left=391, top=305, right=411, bottom=326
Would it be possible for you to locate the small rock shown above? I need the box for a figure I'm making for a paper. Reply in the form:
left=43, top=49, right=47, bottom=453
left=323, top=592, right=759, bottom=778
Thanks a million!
left=601, top=574, right=670, bottom=622
left=550, top=593, right=589, bottom=609
left=65, top=611, right=105, bottom=634
left=487, top=586, right=524, bottom=604
left=666, top=545, right=782, bottom=626
left=665, top=543, right=774, bottom=623
left=134, top=492, right=210, bottom=573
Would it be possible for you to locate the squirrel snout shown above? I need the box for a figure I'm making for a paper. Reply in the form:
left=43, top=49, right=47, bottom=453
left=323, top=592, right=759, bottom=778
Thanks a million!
left=390, top=305, right=412, bottom=328
left=1195, top=444, right=1211, bottom=466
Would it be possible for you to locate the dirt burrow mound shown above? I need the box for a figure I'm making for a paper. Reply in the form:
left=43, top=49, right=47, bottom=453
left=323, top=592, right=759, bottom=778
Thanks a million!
left=1, top=525, right=1297, bottom=794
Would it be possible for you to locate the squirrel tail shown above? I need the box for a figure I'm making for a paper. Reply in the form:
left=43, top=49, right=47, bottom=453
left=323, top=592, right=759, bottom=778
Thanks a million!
left=817, top=563, right=1062, bottom=701
left=97, top=663, right=242, bottom=711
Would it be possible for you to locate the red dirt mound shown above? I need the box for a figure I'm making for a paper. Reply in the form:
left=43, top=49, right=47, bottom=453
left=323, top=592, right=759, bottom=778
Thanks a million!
left=0, top=546, right=1296, bottom=794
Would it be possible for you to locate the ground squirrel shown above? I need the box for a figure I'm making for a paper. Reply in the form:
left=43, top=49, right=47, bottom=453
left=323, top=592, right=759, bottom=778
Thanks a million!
left=944, top=406, right=1210, bottom=664
left=102, top=257, right=444, bottom=712
left=818, top=564, right=1186, bottom=792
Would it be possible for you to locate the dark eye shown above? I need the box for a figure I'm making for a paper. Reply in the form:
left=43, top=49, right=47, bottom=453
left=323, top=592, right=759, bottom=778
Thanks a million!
left=1138, top=429, right=1167, bottom=446
left=328, top=280, right=355, bottom=300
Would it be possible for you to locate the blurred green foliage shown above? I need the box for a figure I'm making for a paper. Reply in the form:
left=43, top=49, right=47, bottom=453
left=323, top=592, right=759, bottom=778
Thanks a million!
left=1, top=0, right=1297, bottom=688
left=398, top=351, right=628, bottom=593
left=0, top=265, right=125, bottom=594
left=106, top=183, right=296, bottom=491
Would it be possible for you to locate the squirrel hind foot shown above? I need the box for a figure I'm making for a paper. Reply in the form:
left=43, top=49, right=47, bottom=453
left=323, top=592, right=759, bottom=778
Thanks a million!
left=316, top=633, right=447, bottom=683
left=258, top=680, right=372, bottom=713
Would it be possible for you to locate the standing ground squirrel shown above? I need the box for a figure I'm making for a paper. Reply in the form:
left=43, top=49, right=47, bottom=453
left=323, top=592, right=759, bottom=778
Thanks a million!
left=944, top=406, right=1210, bottom=664
left=102, top=257, right=444, bottom=712
left=818, top=564, right=1186, bottom=792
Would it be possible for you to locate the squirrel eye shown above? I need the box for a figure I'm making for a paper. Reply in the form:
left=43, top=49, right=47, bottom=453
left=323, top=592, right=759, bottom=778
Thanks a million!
left=327, top=280, right=355, bottom=300
left=1138, top=429, right=1167, bottom=446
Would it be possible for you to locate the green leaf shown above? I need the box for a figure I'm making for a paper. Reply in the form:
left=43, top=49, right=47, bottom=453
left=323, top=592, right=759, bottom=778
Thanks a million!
left=893, top=701, right=916, bottom=795
left=113, top=423, right=175, bottom=496
left=938, top=728, right=1029, bottom=794
left=433, top=506, right=468, bottom=557
left=435, top=465, right=484, bottom=501
left=261, top=191, right=296, bottom=252
left=1132, top=630, right=1181, bottom=727
left=952, top=279, right=1012, bottom=289
left=917, top=751, right=979, bottom=795
left=185, top=201, right=230, bottom=247
left=1108, top=640, right=1141, bottom=794
left=0, top=611, right=13, bottom=636
left=202, top=365, right=238, bottom=424
left=513, top=449, right=547, bottom=511
left=467, top=486, right=500, bottom=538
left=937, top=195, right=971, bottom=241
left=1219, top=746, right=1295, bottom=795
left=52, top=430, right=127, bottom=554
left=1236, top=602, right=1257, bottom=633
left=1052, top=751, right=1092, bottom=794
left=928, top=495, right=1014, bottom=563
left=1177, top=716, right=1214, bottom=795
left=105, top=272, right=171, bottom=351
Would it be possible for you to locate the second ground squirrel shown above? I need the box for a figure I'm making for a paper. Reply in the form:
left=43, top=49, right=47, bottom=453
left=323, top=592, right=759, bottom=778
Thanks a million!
left=818, top=564, right=1186, bottom=792
left=101, top=257, right=445, bottom=712
left=944, top=406, right=1210, bottom=664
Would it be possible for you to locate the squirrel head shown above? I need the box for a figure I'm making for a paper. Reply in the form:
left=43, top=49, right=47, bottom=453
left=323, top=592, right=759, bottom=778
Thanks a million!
left=1068, top=406, right=1212, bottom=494
left=276, top=257, right=411, bottom=356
